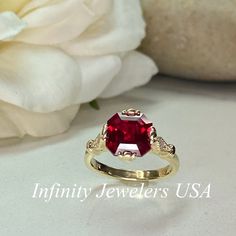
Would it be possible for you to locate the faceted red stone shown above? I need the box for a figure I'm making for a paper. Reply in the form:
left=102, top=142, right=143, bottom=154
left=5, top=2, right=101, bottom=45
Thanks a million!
left=106, top=112, right=153, bottom=157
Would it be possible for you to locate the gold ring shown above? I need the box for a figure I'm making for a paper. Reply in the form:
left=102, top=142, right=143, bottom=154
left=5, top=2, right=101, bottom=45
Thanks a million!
left=85, top=108, right=179, bottom=181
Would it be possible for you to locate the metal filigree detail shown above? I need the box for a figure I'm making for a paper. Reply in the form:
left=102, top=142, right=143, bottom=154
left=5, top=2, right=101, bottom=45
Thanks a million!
left=86, top=124, right=107, bottom=155
left=118, top=151, right=137, bottom=162
left=149, top=126, right=157, bottom=144
left=121, top=108, right=141, bottom=116
left=152, top=136, right=175, bottom=156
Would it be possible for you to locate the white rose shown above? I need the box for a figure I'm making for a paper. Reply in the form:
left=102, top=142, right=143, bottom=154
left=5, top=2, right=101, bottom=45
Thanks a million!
left=0, top=0, right=158, bottom=138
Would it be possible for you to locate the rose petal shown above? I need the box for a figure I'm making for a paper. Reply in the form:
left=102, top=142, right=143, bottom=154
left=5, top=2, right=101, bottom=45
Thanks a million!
left=21, top=0, right=92, bottom=28
left=0, top=101, right=79, bottom=138
left=15, top=0, right=112, bottom=44
left=75, top=55, right=122, bottom=103
left=18, top=0, right=54, bottom=16
left=60, top=0, right=146, bottom=56
left=0, top=42, right=81, bottom=112
left=0, top=12, right=26, bottom=40
left=100, top=51, right=158, bottom=98
left=0, top=0, right=30, bottom=13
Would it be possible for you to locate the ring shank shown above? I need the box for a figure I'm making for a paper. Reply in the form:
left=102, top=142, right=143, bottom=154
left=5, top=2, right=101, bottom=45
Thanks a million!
left=85, top=151, right=179, bottom=181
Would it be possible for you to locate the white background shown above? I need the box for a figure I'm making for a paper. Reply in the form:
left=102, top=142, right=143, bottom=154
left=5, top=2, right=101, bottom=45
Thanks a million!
left=0, top=76, right=235, bottom=236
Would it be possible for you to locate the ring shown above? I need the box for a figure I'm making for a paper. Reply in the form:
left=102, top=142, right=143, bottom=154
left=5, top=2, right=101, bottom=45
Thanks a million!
left=85, top=108, right=179, bottom=181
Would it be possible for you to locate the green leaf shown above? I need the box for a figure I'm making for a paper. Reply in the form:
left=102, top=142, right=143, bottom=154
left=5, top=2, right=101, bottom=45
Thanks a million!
left=89, top=100, right=100, bottom=110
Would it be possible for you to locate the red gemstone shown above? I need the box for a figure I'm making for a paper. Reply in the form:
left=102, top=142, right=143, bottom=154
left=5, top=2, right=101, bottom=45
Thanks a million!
left=106, top=112, right=153, bottom=157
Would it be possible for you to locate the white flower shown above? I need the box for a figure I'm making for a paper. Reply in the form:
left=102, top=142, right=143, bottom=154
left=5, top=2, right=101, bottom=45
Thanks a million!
left=0, top=0, right=158, bottom=138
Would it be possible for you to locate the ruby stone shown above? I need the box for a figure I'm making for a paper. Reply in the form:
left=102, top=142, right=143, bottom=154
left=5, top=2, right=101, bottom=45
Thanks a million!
left=106, top=112, right=153, bottom=157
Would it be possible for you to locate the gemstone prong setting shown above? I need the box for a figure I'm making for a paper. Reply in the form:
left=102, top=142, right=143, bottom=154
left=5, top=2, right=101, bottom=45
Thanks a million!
left=105, top=110, right=153, bottom=157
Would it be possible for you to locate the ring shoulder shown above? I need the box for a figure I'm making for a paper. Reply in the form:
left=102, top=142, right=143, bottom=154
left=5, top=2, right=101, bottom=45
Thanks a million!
left=151, top=136, right=176, bottom=157
left=86, top=125, right=107, bottom=155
